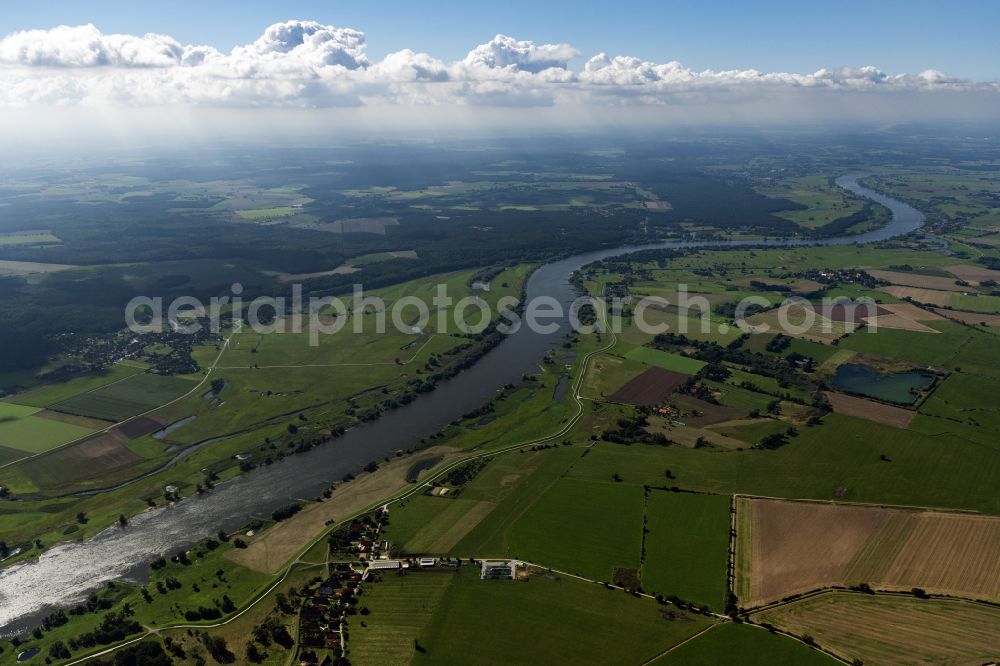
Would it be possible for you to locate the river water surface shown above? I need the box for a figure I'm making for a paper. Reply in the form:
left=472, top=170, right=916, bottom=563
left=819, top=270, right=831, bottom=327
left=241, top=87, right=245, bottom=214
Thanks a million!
left=0, top=175, right=923, bottom=633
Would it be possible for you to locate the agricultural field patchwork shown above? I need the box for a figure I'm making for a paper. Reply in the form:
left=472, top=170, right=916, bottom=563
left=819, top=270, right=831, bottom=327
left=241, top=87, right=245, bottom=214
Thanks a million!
left=3, top=141, right=1000, bottom=663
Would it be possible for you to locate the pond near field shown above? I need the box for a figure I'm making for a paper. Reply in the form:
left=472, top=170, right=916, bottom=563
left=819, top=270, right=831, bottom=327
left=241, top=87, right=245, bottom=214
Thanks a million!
left=832, top=363, right=934, bottom=404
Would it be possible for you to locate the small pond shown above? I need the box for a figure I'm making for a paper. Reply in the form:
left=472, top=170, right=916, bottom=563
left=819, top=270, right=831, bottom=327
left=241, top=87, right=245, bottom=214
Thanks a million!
left=832, top=363, right=934, bottom=404
left=152, top=415, right=196, bottom=440
left=405, top=455, right=443, bottom=483
left=17, top=647, right=40, bottom=662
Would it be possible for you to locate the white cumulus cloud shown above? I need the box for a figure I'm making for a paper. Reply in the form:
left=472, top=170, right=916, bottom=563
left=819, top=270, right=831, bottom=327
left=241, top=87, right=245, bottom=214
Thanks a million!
left=462, top=34, right=579, bottom=73
left=0, top=20, right=996, bottom=116
left=0, top=23, right=219, bottom=68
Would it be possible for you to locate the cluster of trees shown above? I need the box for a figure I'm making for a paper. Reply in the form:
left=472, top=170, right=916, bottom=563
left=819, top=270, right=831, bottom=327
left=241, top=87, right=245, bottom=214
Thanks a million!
left=754, top=426, right=799, bottom=450
left=601, top=414, right=671, bottom=446
left=91, top=640, right=172, bottom=665
left=67, top=609, right=142, bottom=651
left=651, top=332, right=814, bottom=394
left=442, top=459, right=489, bottom=489
left=271, top=503, right=303, bottom=522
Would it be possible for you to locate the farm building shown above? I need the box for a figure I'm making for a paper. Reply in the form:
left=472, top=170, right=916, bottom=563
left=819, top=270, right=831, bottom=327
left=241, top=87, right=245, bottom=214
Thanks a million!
left=365, top=559, right=405, bottom=576
left=480, top=559, right=517, bottom=580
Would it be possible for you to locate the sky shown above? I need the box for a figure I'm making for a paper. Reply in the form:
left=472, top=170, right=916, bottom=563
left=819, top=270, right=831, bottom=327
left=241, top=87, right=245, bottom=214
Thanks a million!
left=3, top=0, right=999, bottom=79
left=0, top=1, right=998, bottom=143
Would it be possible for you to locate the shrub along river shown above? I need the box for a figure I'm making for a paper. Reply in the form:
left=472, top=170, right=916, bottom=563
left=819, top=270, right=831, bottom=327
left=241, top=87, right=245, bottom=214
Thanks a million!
left=0, top=175, right=924, bottom=634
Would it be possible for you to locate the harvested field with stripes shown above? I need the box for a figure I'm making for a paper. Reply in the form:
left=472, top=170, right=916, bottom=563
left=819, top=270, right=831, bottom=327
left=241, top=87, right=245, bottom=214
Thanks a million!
left=20, top=431, right=140, bottom=489
left=931, top=307, right=1000, bottom=327
left=756, top=591, right=1000, bottom=666
left=867, top=269, right=965, bottom=291
left=736, top=497, right=1000, bottom=607
left=745, top=304, right=857, bottom=343
left=864, top=302, right=944, bottom=332
left=878, top=285, right=955, bottom=306
left=824, top=391, right=916, bottom=428
left=943, top=263, right=1000, bottom=285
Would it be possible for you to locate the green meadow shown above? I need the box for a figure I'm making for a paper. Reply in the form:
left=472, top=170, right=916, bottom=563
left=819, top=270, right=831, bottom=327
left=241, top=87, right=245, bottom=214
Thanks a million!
left=0, top=403, right=94, bottom=457
left=625, top=346, right=707, bottom=374
left=656, top=623, right=838, bottom=665
left=403, top=566, right=713, bottom=665
left=642, top=491, right=731, bottom=612
left=564, top=414, right=1000, bottom=514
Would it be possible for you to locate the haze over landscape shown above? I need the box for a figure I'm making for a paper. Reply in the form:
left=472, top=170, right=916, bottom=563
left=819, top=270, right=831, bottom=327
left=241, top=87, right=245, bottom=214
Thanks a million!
left=1, top=0, right=1000, bottom=146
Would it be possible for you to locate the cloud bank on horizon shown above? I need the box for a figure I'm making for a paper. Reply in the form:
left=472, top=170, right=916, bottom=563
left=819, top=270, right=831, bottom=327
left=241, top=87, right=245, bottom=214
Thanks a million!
left=0, top=19, right=997, bottom=116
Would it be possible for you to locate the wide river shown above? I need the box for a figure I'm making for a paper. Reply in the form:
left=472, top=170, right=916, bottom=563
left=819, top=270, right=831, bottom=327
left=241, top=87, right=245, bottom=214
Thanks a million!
left=0, top=175, right=923, bottom=634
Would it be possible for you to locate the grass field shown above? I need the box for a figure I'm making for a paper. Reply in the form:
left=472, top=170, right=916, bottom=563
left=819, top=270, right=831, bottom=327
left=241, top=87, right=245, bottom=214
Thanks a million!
left=388, top=496, right=497, bottom=555
left=756, top=591, right=1000, bottom=666
left=0, top=402, right=95, bottom=456
left=642, top=491, right=731, bottom=611
left=619, top=308, right=743, bottom=346
left=917, top=371, right=1000, bottom=432
left=360, top=565, right=715, bottom=665
left=351, top=571, right=456, bottom=665
left=703, top=381, right=775, bottom=414
left=709, top=418, right=790, bottom=445
left=743, top=334, right=841, bottom=365
left=4, top=363, right=147, bottom=409
left=49, top=373, right=197, bottom=422
left=655, top=623, right=838, bottom=665
left=563, top=413, right=1000, bottom=514
left=500, top=477, right=644, bottom=581
left=579, top=352, right=647, bottom=399
left=840, top=319, right=974, bottom=367
left=952, top=292, right=1000, bottom=313
left=624, top=347, right=707, bottom=374
left=451, top=448, right=643, bottom=575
